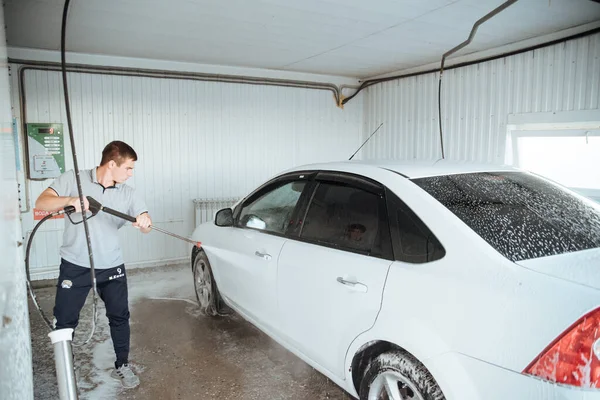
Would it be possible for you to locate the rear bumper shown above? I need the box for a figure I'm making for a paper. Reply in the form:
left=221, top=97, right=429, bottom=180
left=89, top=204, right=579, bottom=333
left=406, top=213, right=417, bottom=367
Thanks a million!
left=425, top=352, right=600, bottom=400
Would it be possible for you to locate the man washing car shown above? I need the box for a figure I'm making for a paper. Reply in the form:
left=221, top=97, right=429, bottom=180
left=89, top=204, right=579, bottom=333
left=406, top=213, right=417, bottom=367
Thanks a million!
left=35, top=140, right=151, bottom=388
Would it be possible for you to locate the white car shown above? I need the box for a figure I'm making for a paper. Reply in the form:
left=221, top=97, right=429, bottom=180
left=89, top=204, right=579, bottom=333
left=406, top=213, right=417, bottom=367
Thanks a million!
left=190, top=160, right=600, bottom=400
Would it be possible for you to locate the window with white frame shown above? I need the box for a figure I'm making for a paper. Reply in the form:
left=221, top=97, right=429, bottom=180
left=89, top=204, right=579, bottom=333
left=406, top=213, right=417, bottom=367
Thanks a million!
left=512, top=129, right=600, bottom=203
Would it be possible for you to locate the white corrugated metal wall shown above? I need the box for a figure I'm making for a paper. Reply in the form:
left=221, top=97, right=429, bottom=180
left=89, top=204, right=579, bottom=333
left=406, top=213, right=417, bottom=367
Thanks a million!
left=362, top=32, right=600, bottom=162
left=13, top=69, right=362, bottom=279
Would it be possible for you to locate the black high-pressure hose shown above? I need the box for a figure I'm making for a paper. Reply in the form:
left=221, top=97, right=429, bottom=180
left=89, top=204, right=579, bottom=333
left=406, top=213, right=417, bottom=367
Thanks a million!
left=59, top=0, right=99, bottom=344
left=25, top=0, right=98, bottom=341
left=25, top=209, right=73, bottom=329
left=25, top=205, right=98, bottom=336
left=22, top=0, right=101, bottom=344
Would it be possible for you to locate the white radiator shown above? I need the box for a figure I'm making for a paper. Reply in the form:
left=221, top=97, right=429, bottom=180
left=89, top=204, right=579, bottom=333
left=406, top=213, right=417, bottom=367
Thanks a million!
left=193, top=198, right=239, bottom=227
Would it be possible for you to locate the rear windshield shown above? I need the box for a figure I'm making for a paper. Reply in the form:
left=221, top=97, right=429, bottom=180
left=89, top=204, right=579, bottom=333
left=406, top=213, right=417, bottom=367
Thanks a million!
left=412, top=172, right=600, bottom=262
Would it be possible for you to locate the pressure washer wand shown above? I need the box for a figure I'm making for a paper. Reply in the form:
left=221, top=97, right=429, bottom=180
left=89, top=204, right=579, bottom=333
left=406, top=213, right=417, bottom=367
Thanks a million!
left=144, top=225, right=200, bottom=246
left=86, top=197, right=201, bottom=247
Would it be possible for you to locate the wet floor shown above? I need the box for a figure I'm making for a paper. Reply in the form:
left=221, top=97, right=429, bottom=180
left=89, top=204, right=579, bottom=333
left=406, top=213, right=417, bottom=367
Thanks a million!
left=29, top=263, right=354, bottom=399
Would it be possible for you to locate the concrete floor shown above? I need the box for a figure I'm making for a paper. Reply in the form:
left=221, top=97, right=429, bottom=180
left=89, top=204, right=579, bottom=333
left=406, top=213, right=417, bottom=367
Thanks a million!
left=29, top=263, right=354, bottom=399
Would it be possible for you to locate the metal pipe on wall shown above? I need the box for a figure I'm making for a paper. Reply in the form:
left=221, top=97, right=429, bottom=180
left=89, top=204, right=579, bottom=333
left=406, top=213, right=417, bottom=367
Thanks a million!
left=14, top=59, right=351, bottom=108
left=13, top=61, right=357, bottom=211
left=341, top=26, right=600, bottom=106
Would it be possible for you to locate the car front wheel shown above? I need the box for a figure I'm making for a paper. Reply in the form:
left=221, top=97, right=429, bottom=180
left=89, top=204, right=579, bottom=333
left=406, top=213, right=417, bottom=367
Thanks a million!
left=192, top=251, right=227, bottom=317
left=359, top=350, right=445, bottom=400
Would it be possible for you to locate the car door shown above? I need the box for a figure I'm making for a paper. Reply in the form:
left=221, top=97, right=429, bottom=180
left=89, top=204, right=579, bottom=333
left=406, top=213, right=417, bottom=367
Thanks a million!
left=215, top=173, right=313, bottom=330
left=277, top=172, right=394, bottom=378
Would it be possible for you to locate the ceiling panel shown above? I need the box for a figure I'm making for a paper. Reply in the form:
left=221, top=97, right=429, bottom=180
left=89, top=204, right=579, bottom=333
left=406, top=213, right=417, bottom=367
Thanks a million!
left=5, top=0, right=600, bottom=78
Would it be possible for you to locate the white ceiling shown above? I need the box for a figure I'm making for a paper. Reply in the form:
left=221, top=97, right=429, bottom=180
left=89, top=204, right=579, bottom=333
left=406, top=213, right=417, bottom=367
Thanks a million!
left=4, top=0, right=600, bottom=78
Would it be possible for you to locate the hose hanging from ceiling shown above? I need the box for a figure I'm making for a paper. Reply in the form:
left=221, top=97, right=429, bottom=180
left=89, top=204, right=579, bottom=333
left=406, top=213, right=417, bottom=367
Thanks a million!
left=61, top=0, right=99, bottom=345
left=437, top=0, right=520, bottom=159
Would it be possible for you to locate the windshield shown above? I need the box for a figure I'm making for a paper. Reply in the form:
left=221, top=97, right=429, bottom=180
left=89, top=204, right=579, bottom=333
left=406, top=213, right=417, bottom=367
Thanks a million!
left=412, top=172, right=600, bottom=262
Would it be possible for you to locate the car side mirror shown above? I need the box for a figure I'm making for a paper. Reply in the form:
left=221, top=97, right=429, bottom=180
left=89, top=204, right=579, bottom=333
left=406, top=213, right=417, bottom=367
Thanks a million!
left=215, top=208, right=234, bottom=227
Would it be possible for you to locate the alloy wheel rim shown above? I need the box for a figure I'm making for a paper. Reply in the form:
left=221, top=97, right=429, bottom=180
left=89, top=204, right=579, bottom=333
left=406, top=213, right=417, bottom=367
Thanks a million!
left=194, top=260, right=212, bottom=308
left=368, top=370, right=425, bottom=400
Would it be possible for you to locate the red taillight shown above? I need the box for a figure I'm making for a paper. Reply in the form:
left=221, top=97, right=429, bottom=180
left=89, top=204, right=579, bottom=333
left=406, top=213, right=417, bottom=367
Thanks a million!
left=524, top=308, right=600, bottom=388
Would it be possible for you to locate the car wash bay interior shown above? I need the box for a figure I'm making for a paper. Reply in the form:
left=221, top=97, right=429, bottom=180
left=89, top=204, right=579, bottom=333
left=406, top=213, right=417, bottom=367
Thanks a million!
left=2, top=0, right=600, bottom=398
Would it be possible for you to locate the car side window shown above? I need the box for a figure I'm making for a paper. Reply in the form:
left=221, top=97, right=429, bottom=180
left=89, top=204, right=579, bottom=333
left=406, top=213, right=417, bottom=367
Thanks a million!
left=389, top=193, right=445, bottom=263
left=300, top=182, right=388, bottom=256
left=237, top=181, right=306, bottom=234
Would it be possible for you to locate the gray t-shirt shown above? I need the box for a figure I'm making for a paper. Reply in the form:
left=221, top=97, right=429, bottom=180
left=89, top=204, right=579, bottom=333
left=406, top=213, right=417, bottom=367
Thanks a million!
left=50, top=168, right=148, bottom=269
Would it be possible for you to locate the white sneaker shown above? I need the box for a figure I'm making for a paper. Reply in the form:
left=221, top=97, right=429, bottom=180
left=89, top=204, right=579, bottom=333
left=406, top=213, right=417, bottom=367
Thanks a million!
left=110, top=364, right=140, bottom=389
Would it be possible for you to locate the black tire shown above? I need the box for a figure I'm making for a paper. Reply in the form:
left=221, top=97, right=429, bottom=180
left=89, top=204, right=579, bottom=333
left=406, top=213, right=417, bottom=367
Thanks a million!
left=359, top=350, right=445, bottom=400
left=192, top=250, right=230, bottom=317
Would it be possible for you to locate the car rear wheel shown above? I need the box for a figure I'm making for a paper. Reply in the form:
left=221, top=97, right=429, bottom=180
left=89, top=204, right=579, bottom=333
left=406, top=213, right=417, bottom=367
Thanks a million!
left=192, top=251, right=228, bottom=317
left=359, top=350, right=445, bottom=400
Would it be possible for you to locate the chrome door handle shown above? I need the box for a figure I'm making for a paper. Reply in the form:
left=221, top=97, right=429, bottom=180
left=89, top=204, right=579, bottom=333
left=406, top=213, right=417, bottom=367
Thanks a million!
left=336, top=277, right=368, bottom=293
left=337, top=277, right=356, bottom=286
left=255, top=251, right=272, bottom=260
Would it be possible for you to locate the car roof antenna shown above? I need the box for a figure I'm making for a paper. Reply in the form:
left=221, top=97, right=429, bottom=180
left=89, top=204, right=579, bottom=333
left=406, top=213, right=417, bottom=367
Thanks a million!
left=349, top=122, right=384, bottom=161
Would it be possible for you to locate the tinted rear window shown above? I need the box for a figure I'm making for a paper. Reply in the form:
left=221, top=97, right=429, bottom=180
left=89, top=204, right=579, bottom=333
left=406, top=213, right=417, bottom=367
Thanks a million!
left=412, top=172, right=600, bottom=262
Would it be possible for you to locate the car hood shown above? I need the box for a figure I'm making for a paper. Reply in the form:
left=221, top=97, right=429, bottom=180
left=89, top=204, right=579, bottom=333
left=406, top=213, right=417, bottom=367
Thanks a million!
left=516, top=248, right=600, bottom=290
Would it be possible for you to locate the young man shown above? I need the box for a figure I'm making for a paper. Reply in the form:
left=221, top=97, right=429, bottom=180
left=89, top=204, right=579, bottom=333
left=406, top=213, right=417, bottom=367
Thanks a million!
left=35, top=140, right=152, bottom=389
